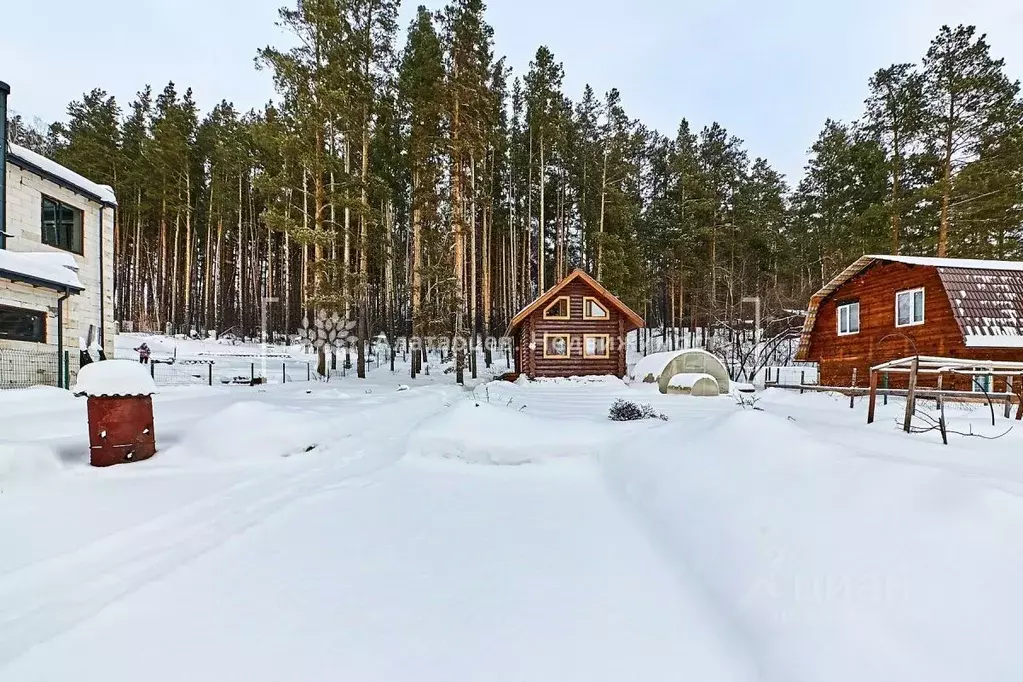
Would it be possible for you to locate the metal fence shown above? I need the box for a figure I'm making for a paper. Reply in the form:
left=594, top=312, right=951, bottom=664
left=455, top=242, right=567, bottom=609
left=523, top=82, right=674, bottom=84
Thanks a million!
left=0, top=348, right=313, bottom=390
left=147, top=357, right=314, bottom=387
left=0, top=348, right=80, bottom=390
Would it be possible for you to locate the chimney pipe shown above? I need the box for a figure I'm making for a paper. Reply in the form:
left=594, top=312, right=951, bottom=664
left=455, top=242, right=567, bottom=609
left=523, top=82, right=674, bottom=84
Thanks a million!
left=0, top=80, right=9, bottom=250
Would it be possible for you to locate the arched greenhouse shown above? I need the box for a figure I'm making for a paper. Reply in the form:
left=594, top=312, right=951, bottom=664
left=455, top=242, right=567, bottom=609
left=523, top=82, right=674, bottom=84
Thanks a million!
left=630, top=349, right=731, bottom=395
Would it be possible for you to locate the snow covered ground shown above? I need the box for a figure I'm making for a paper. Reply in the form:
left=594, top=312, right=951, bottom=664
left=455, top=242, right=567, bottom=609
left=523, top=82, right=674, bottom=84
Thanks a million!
left=2, top=346, right=1023, bottom=681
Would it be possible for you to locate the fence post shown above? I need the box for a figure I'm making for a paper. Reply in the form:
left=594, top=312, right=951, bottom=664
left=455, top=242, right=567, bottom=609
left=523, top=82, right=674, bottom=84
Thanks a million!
left=208, top=362, right=213, bottom=387
left=283, top=362, right=287, bottom=384
left=1004, top=376, right=1013, bottom=419
left=251, top=362, right=254, bottom=383
left=883, top=373, right=888, bottom=405
left=800, top=370, right=805, bottom=394
left=867, top=370, right=879, bottom=424
left=849, top=368, right=857, bottom=408
left=903, top=357, right=919, bottom=433
left=307, top=362, right=311, bottom=381
left=150, top=362, right=155, bottom=379
left=63, top=350, right=70, bottom=390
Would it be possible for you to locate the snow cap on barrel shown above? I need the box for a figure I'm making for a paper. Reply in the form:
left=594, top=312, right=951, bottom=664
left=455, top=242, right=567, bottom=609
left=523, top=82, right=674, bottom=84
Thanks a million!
left=71, top=360, right=158, bottom=397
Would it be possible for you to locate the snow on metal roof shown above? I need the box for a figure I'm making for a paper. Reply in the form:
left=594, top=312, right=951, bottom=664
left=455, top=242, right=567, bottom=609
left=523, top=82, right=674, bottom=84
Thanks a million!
left=7, top=142, right=117, bottom=206
left=866, top=255, right=1023, bottom=272
left=0, top=249, right=84, bottom=291
left=937, top=267, right=1023, bottom=347
left=72, top=360, right=158, bottom=397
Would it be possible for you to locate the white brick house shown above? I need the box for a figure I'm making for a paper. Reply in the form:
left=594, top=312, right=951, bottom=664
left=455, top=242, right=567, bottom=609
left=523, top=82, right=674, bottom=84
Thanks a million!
left=1, top=136, right=116, bottom=386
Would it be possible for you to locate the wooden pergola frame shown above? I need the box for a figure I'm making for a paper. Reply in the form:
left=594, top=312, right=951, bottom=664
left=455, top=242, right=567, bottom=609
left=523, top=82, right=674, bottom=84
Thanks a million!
left=867, top=355, right=1023, bottom=431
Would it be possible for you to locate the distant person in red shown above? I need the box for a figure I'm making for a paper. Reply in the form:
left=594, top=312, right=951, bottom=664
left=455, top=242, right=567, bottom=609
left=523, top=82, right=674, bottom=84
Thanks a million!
left=134, top=342, right=151, bottom=364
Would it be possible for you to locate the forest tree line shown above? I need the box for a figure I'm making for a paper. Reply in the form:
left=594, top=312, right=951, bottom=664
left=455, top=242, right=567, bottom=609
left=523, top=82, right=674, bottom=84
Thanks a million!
left=6, top=2, right=1022, bottom=380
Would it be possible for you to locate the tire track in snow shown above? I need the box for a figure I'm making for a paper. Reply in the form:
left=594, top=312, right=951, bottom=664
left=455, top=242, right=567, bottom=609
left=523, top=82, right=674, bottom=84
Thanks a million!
left=0, top=389, right=450, bottom=668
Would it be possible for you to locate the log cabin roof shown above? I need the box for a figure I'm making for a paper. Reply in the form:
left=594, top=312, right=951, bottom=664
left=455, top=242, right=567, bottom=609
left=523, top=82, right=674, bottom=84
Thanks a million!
left=796, top=255, right=1023, bottom=360
left=505, top=269, right=645, bottom=337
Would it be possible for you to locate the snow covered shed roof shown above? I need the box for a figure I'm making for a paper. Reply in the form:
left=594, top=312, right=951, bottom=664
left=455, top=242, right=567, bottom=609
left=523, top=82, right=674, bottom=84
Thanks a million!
left=6, top=142, right=117, bottom=207
left=0, top=249, right=84, bottom=292
left=796, top=255, right=1023, bottom=358
left=72, top=360, right=158, bottom=397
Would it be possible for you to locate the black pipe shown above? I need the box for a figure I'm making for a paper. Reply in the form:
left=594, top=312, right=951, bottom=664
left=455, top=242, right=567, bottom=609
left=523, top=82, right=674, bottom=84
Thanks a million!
left=57, top=288, right=71, bottom=388
left=0, top=80, right=9, bottom=250
left=98, top=205, right=105, bottom=348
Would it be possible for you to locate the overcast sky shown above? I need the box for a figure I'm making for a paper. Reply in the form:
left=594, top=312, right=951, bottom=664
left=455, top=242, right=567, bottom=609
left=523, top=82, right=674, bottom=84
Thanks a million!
left=2, top=0, right=1021, bottom=183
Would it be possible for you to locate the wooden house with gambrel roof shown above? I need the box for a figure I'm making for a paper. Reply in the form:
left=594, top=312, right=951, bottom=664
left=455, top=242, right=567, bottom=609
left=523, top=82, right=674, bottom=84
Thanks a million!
left=506, top=269, right=644, bottom=379
left=796, top=255, right=1023, bottom=390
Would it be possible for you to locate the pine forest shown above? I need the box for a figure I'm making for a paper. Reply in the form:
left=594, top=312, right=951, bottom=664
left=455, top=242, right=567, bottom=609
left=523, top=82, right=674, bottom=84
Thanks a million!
left=8, top=3, right=1022, bottom=381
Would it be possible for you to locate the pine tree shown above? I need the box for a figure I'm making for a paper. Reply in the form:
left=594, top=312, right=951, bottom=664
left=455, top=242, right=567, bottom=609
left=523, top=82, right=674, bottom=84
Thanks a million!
left=922, top=25, right=1019, bottom=256
left=398, top=6, right=446, bottom=378
left=865, top=64, right=925, bottom=254
left=523, top=46, right=564, bottom=293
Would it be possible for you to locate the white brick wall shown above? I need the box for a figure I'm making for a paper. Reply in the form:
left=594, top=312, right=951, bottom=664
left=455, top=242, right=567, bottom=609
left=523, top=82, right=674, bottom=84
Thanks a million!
left=2, top=161, right=116, bottom=370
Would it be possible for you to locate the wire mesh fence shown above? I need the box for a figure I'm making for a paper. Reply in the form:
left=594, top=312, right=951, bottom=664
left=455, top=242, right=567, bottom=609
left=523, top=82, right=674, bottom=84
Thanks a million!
left=147, top=357, right=314, bottom=387
left=0, top=348, right=313, bottom=390
left=0, top=348, right=80, bottom=390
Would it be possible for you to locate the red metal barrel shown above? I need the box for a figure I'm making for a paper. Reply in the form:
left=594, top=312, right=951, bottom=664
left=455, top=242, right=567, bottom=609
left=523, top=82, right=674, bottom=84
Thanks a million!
left=86, top=395, right=157, bottom=467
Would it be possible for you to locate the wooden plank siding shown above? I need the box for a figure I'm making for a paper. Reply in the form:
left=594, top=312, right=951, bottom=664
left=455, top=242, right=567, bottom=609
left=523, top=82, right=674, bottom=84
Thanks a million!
left=806, top=261, right=1023, bottom=390
left=518, top=278, right=628, bottom=378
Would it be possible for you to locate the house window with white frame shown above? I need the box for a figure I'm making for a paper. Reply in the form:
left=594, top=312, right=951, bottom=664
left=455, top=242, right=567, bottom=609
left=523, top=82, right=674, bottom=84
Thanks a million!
left=837, top=301, right=859, bottom=335
left=972, top=374, right=993, bottom=393
left=895, top=288, right=925, bottom=327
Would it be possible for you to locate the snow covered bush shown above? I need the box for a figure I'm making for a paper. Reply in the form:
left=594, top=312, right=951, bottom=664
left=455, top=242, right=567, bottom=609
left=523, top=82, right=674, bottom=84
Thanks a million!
left=608, top=399, right=668, bottom=422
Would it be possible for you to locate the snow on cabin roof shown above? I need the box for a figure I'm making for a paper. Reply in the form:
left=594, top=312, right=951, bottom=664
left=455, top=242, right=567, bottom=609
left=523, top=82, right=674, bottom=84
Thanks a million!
left=796, top=255, right=1023, bottom=359
left=0, top=249, right=84, bottom=291
left=72, top=360, right=158, bottom=397
left=6, top=142, right=117, bottom=206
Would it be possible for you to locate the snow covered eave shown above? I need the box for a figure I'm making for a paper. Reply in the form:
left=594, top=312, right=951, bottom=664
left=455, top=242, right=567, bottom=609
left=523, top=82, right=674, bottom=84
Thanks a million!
left=0, top=250, right=84, bottom=293
left=963, top=335, right=1023, bottom=349
left=6, top=143, right=117, bottom=207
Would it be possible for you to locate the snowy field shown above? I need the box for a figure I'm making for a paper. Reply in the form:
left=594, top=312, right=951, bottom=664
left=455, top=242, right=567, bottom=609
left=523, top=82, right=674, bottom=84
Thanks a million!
left=2, top=345, right=1023, bottom=681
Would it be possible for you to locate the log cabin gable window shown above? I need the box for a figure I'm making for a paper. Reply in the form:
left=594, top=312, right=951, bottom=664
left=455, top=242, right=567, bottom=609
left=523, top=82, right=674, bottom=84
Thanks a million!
left=582, top=297, right=609, bottom=320
left=895, top=287, right=925, bottom=327
left=583, top=334, right=610, bottom=358
left=543, top=296, right=571, bottom=320
left=837, top=301, right=860, bottom=336
left=543, top=333, right=570, bottom=359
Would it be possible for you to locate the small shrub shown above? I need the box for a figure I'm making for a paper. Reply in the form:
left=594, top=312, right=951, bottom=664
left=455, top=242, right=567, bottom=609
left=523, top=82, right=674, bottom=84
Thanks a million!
left=734, top=394, right=763, bottom=411
left=609, top=399, right=668, bottom=422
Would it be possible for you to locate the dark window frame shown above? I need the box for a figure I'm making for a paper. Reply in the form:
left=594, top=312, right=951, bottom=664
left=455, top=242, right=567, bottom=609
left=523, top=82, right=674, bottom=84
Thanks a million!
left=0, top=304, right=47, bottom=343
left=40, top=195, right=84, bottom=255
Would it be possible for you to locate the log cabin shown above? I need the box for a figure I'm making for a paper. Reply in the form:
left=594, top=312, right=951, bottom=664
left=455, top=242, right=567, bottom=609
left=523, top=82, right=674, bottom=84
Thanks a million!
left=795, top=255, right=1023, bottom=391
left=505, top=269, right=644, bottom=380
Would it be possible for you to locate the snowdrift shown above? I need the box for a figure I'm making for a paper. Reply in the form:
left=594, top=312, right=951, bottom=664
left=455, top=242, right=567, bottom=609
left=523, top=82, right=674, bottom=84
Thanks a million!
left=0, top=442, right=64, bottom=487
left=602, top=408, right=1023, bottom=682
left=162, top=401, right=325, bottom=464
left=408, top=401, right=613, bottom=465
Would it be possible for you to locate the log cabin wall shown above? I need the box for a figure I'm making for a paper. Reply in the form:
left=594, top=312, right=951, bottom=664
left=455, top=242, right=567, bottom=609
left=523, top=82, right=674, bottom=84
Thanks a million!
left=806, top=261, right=1023, bottom=391
left=520, top=278, right=627, bottom=378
